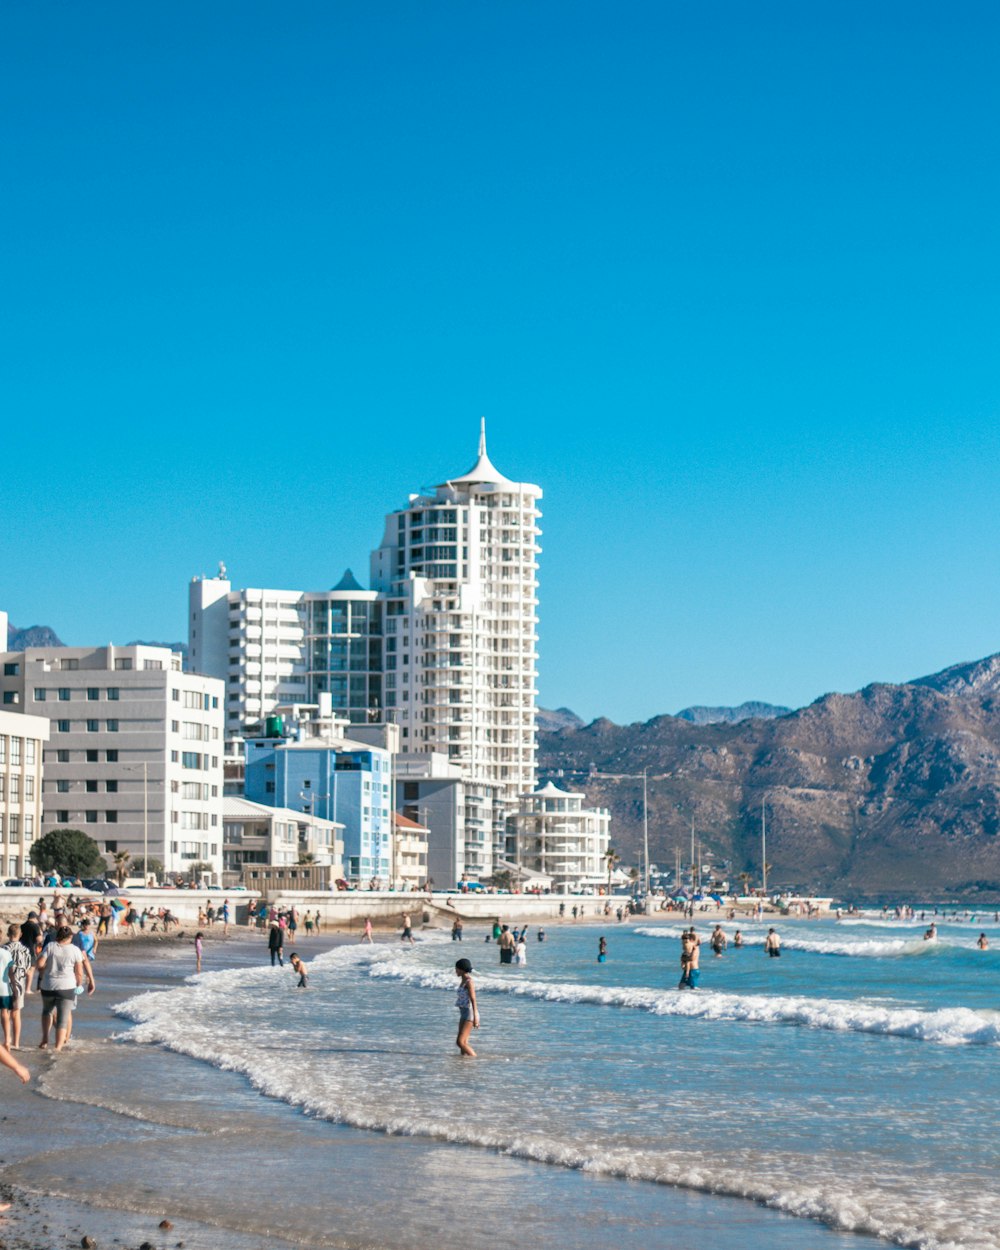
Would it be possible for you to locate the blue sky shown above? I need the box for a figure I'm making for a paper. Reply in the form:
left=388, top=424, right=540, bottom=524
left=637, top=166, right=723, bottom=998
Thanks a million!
left=2, top=1, right=998, bottom=723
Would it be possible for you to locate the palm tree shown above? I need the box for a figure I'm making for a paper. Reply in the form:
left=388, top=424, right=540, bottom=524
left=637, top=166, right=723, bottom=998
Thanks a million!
left=112, top=849, right=131, bottom=887
left=298, top=852, right=317, bottom=866
left=604, top=847, right=621, bottom=897
left=738, top=871, right=753, bottom=897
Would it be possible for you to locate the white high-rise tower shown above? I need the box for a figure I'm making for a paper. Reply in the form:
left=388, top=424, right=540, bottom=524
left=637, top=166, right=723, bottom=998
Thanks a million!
left=371, top=421, right=541, bottom=878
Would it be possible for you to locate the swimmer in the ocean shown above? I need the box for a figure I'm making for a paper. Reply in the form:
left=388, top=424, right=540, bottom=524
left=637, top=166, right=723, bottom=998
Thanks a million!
left=977, top=933, right=988, bottom=950
left=290, top=952, right=308, bottom=988
left=598, top=936, right=607, bottom=963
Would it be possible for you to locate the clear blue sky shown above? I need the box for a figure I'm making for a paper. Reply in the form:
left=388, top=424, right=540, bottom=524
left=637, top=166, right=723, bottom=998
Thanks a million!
left=2, top=2, right=999, bottom=723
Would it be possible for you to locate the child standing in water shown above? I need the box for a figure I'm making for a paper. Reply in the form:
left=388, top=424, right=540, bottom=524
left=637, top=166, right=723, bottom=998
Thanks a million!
left=290, top=953, right=308, bottom=988
left=597, top=936, right=607, bottom=963
left=454, top=957, right=479, bottom=1057
left=194, top=931, right=204, bottom=973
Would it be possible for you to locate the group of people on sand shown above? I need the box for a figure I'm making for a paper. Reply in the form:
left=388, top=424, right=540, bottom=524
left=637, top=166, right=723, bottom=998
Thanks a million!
left=1, top=903, right=99, bottom=1089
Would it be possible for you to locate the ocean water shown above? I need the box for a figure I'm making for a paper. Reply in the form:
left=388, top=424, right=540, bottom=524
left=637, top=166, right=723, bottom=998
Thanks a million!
left=17, top=917, right=1000, bottom=1250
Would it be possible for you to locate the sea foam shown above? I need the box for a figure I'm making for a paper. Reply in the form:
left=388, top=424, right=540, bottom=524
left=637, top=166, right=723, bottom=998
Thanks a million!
left=112, top=950, right=1000, bottom=1250
left=366, top=958, right=1000, bottom=1045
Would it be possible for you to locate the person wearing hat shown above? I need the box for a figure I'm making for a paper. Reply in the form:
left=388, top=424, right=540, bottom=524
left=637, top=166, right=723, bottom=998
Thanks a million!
left=454, top=958, right=480, bottom=1057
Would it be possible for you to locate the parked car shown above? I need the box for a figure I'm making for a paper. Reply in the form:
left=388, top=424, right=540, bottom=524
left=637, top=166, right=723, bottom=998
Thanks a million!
left=3, top=878, right=32, bottom=887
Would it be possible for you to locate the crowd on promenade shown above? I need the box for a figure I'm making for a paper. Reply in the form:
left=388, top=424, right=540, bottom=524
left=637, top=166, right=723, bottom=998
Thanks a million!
left=1, top=896, right=102, bottom=1089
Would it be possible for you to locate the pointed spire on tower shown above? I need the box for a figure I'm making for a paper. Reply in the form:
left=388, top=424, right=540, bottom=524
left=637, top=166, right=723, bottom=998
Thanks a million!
left=478, top=416, right=487, bottom=458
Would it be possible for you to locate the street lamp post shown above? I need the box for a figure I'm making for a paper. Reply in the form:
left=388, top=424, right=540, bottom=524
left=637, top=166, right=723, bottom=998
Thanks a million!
left=123, top=762, right=150, bottom=886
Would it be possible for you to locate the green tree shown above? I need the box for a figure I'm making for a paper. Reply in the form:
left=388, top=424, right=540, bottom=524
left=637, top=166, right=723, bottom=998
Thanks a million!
left=132, top=857, right=164, bottom=881
left=30, top=828, right=106, bottom=879
left=111, top=849, right=131, bottom=886
left=604, top=847, right=621, bottom=897
left=297, top=852, right=316, bottom=865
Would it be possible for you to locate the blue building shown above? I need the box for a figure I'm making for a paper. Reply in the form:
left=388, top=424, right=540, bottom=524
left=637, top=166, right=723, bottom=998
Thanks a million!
left=244, top=716, right=393, bottom=885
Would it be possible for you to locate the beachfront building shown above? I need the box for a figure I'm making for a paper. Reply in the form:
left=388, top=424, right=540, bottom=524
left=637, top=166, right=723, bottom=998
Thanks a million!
left=506, top=781, right=611, bottom=892
left=186, top=423, right=541, bottom=884
left=392, top=811, right=429, bottom=890
left=243, top=702, right=396, bottom=886
left=370, top=421, right=541, bottom=879
left=188, top=568, right=382, bottom=739
left=221, top=795, right=344, bottom=886
left=0, top=645, right=224, bottom=883
left=0, top=704, right=49, bottom=879
left=394, top=752, right=466, bottom=889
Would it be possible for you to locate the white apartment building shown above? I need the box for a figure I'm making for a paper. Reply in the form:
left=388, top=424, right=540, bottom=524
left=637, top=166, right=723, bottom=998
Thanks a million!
left=222, top=795, right=344, bottom=885
left=0, top=645, right=225, bottom=883
left=187, top=423, right=541, bottom=883
left=507, top=781, right=611, bottom=892
left=371, top=422, right=541, bottom=878
left=189, top=568, right=382, bottom=738
left=395, top=751, right=466, bottom=889
left=0, top=705, right=49, bottom=879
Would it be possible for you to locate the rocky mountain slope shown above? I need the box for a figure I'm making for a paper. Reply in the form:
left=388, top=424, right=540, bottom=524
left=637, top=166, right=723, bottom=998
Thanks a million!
left=674, top=701, right=792, bottom=725
left=6, top=623, right=64, bottom=650
left=539, top=658, right=1000, bottom=900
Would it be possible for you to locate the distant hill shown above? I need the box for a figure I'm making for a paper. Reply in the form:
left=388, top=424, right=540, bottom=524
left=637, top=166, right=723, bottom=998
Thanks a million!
left=6, top=623, right=64, bottom=651
left=539, top=654, right=1000, bottom=902
left=537, top=706, right=585, bottom=733
left=675, top=701, right=792, bottom=725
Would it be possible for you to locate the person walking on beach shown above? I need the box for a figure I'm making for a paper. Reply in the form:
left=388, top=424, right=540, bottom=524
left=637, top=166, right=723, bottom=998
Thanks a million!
left=194, top=931, right=204, bottom=973
left=361, top=916, right=374, bottom=944
left=454, top=957, right=479, bottom=1057
left=72, top=918, right=97, bottom=966
left=401, top=912, right=415, bottom=944
left=764, top=928, right=782, bottom=957
left=290, top=953, right=308, bottom=988
left=19, top=913, right=41, bottom=997
left=221, top=899, right=231, bottom=936
left=36, top=926, right=95, bottom=1052
left=268, top=922, right=285, bottom=967
left=1, top=925, right=30, bottom=1051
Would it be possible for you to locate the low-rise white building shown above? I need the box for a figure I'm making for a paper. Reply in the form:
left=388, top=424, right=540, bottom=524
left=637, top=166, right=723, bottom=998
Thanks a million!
left=392, top=810, right=429, bottom=891
left=506, top=781, right=611, bottom=892
left=0, top=705, right=49, bottom=879
left=0, top=645, right=225, bottom=883
left=222, top=795, right=344, bottom=886
left=394, top=751, right=466, bottom=889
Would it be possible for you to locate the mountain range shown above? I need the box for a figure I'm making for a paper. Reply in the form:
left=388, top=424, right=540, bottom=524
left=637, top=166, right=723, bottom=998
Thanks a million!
left=9, top=618, right=1000, bottom=898
left=538, top=655, right=1000, bottom=901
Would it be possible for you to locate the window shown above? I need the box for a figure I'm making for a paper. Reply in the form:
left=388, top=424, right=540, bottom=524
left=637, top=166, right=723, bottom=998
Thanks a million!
left=106, top=810, right=118, bottom=823
left=115, top=658, right=133, bottom=670
left=86, top=780, right=98, bottom=793
left=106, top=780, right=118, bottom=793
left=87, top=719, right=99, bottom=732
left=25, top=740, right=35, bottom=765
left=57, top=779, right=71, bottom=793
left=57, top=750, right=70, bottom=763
left=25, top=777, right=35, bottom=799
left=182, top=751, right=202, bottom=770
left=58, top=688, right=71, bottom=701
left=57, top=720, right=70, bottom=733
left=106, top=749, right=118, bottom=762
left=86, top=749, right=98, bottom=762
left=212, top=696, right=218, bottom=709
left=107, top=719, right=118, bottom=732
left=172, top=689, right=180, bottom=702
left=105, top=840, right=117, bottom=852
left=171, top=721, right=180, bottom=734
left=57, top=810, right=69, bottom=823
left=2, top=692, right=16, bottom=705
left=144, top=660, right=163, bottom=671
left=34, top=688, right=46, bottom=701
left=3, top=662, right=19, bottom=675
left=171, top=750, right=178, bottom=763
left=86, top=811, right=98, bottom=823
left=87, top=688, right=99, bottom=701
left=60, top=658, right=79, bottom=671
left=107, top=687, right=119, bottom=701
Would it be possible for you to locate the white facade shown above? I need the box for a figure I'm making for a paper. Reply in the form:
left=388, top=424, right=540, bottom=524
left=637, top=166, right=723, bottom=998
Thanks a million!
left=508, top=781, right=611, bottom=892
left=222, top=795, right=344, bottom=885
left=0, top=705, right=49, bottom=879
left=371, top=422, right=541, bottom=878
left=0, top=645, right=225, bottom=882
left=394, top=751, right=466, bottom=889
left=189, top=571, right=382, bottom=738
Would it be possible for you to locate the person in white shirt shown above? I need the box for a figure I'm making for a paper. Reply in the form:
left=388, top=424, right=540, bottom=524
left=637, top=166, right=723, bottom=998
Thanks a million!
left=36, top=927, right=95, bottom=1052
